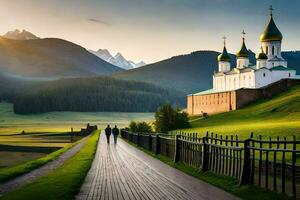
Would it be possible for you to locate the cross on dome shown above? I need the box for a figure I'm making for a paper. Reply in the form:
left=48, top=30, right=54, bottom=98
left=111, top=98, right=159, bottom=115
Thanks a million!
left=269, top=5, right=273, bottom=16
left=242, top=30, right=246, bottom=40
left=222, top=36, right=227, bottom=46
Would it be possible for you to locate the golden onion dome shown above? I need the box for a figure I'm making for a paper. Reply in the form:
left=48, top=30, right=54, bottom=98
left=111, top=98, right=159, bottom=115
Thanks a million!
left=260, top=13, right=283, bottom=42
left=218, top=46, right=231, bottom=62
left=236, top=38, right=249, bottom=58
left=256, top=50, right=268, bottom=60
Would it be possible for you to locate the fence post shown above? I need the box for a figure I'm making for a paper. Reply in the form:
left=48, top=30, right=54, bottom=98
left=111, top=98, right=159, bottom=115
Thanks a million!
left=149, top=134, right=152, bottom=151
left=155, top=134, right=160, bottom=155
left=174, top=134, right=180, bottom=162
left=240, top=139, right=251, bottom=184
left=137, top=133, right=140, bottom=147
left=202, top=136, right=209, bottom=171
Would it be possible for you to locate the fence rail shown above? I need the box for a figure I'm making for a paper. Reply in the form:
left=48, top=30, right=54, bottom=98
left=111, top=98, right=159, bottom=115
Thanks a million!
left=121, top=130, right=300, bottom=198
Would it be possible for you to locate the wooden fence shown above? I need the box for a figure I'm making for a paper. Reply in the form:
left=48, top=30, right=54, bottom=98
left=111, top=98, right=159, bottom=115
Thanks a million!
left=121, top=130, right=300, bottom=197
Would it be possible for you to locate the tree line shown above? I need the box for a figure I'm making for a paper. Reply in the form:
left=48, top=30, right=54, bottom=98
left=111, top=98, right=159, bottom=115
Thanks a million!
left=9, top=76, right=185, bottom=114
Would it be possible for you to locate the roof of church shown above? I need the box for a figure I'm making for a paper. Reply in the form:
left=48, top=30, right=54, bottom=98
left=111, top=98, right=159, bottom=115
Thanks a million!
left=192, top=89, right=215, bottom=96
left=270, top=66, right=296, bottom=71
left=256, top=49, right=268, bottom=60
left=236, top=38, right=249, bottom=58
left=240, top=67, right=255, bottom=73
left=218, top=46, right=231, bottom=62
left=260, top=14, right=283, bottom=42
left=214, top=65, right=295, bottom=77
left=268, top=56, right=285, bottom=62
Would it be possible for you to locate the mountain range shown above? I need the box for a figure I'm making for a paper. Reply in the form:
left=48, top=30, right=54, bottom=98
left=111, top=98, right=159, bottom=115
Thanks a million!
left=0, top=37, right=123, bottom=78
left=113, top=50, right=300, bottom=94
left=3, top=29, right=39, bottom=40
left=90, top=49, right=146, bottom=69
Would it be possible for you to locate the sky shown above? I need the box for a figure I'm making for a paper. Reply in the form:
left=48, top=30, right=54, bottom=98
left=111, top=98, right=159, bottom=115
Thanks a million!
left=0, top=0, right=299, bottom=63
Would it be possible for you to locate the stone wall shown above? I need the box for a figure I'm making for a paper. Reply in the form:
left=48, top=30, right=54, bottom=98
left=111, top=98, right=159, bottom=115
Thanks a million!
left=187, top=91, right=236, bottom=115
left=187, top=79, right=299, bottom=116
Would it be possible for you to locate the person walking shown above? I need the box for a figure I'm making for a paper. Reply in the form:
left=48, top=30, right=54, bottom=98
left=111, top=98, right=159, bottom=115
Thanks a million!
left=105, top=125, right=112, bottom=144
left=112, top=125, right=119, bottom=144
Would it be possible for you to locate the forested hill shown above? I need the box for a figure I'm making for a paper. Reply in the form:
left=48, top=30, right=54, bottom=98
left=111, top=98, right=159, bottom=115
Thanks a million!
left=113, top=50, right=300, bottom=94
left=0, top=37, right=123, bottom=78
left=9, top=76, right=185, bottom=114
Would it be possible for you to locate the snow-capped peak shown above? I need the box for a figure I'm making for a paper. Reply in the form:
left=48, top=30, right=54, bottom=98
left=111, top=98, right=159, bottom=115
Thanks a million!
left=89, top=49, right=146, bottom=69
left=3, top=29, right=39, bottom=40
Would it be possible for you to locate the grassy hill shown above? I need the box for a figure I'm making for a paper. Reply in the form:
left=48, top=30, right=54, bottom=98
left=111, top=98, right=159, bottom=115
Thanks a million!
left=181, top=85, right=300, bottom=139
left=113, top=50, right=300, bottom=94
left=0, top=37, right=123, bottom=78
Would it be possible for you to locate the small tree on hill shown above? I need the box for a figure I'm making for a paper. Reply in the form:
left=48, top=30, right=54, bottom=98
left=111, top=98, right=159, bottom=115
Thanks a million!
left=154, top=104, right=190, bottom=133
left=129, top=121, right=153, bottom=133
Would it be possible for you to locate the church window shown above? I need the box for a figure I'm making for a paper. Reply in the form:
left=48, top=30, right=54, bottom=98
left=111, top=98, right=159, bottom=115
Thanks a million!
left=263, top=73, right=266, bottom=77
left=272, top=46, right=274, bottom=55
left=266, top=46, right=268, bottom=55
left=289, top=73, right=291, bottom=77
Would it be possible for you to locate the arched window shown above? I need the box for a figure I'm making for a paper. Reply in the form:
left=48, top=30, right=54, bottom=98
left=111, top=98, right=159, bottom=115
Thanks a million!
left=272, top=46, right=274, bottom=55
left=266, top=46, right=268, bottom=55
left=289, top=73, right=291, bottom=77
left=263, top=73, right=266, bottom=77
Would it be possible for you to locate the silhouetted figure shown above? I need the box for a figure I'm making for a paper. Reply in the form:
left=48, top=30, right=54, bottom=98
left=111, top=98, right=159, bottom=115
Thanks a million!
left=105, top=125, right=112, bottom=144
left=112, top=125, right=119, bottom=144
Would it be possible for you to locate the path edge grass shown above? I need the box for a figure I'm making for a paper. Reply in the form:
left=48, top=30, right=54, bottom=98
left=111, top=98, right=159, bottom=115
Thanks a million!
left=0, top=130, right=100, bottom=200
left=122, top=138, right=293, bottom=200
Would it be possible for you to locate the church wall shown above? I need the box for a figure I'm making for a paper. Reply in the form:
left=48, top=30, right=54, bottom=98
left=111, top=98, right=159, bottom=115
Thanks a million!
left=218, top=61, right=230, bottom=72
left=260, top=78, right=299, bottom=98
left=235, top=89, right=263, bottom=109
left=262, top=41, right=281, bottom=58
left=237, top=58, right=249, bottom=69
left=272, top=70, right=296, bottom=83
left=255, top=69, right=272, bottom=88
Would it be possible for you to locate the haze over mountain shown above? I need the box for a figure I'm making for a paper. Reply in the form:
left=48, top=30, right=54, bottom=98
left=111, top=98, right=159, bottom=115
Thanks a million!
left=113, top=50, right=300, bottom=95
left=3, top=29, right=39, bottom=40
left=0, top=37, right=123, bottom=78
left=90, top=49, right=146, bottom=69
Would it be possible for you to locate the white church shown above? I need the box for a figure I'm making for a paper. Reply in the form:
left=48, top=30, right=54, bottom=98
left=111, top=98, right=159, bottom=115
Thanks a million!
left=213, top=7, right=296, bottom=92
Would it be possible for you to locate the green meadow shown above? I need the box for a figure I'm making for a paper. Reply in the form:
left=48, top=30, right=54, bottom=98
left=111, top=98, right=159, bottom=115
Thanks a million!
left=0, top=102, right=153, bottom=173
left=0, top=102, right=154, bottom=135
left=0, top=131, right=100, bottom=200
left=181, top=85, right=300, bottom=140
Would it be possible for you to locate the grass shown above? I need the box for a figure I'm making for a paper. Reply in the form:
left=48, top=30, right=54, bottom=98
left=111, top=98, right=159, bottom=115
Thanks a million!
left=0, top=141, right=76, bottom=183
left=181, top=85, right=300, bottom=140
left=0, top=151, right=47, bottom=168
left=0, top=102, right=154, bottom=134
left=0, top=132, right=82, bottom=147
left=123, top=138, right=292, bottom=200
left=0, top=131, right=84, bottom=175
left=0, top=130, right=100, bottom=200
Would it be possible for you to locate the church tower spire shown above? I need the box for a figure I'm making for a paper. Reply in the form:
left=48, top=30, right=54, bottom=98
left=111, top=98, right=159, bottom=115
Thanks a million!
left=217, top=36, right=231, bottom=72
left=236, top=30, right=250, bottom=69
left=260, top=6, right=287, bottom=68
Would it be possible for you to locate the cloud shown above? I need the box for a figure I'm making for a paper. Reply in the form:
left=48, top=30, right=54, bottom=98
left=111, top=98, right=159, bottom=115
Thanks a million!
left=87, top=18, right=110, bottom=26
